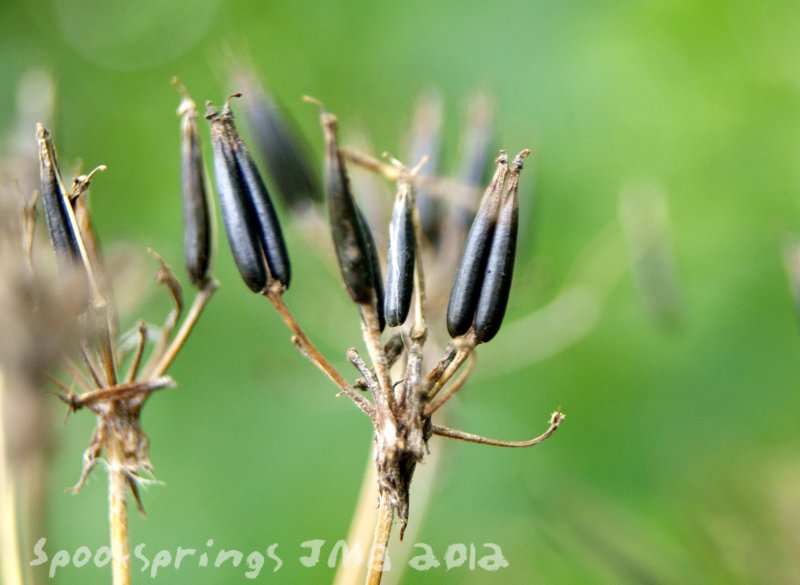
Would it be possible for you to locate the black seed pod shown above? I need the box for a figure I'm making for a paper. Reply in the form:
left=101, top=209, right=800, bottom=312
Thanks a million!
left=236, top=73, right=322, bottom=211
left=235, top=141, right=291, bottom=288
left=177, top=92, right=213, bottom=287
left=474, top=162, right=521, bottom=343
left=206, top=96, right=291, bottom=292
left=317, top=106, right=377, bottom=306
left=384, top=183, right=415, bottom=327
left=36, top=124, right=81, bottom=263
left=359, top=208, right=386, bottom=332
left=408, top=90, right=443, bottom=246
left=446, top=152, right=508, bottom=338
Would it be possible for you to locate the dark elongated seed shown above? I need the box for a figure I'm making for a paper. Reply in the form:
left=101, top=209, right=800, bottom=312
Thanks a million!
left=384, top=183, right=415, bottom=327
left=235, top=140, right=291, bottom=288
left=177, top=91, right=213, bottom=287
left=408, top=90, right=443, bottom=245
left=316, top=105, right=377, bottom=306
left=473, top=154, right=524, bottom=343
left=455, top=93, right=495, bottom=229
left=236, top=72, right=322, bottom=210
left=36, top=124, right=81, bottom=262
left=359, top=207, right=386, bottom=331
left=446, top=151, right=508, bottom=338
left=207, top=99, right=268, bottom=292
left=206, top=96, right=291, bottom=292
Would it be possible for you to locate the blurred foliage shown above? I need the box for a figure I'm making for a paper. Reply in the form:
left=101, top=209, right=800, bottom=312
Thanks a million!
left=1, top=0, right=800, bottom=583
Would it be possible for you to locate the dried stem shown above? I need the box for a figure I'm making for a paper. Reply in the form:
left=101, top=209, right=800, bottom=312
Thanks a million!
left=366, top=495, right=394, bottom=585
left=359, top=303, right=395, bottom=416
left=0, top=371, right=24, bottom=585
left=341, top=147, right=481, bottom=211
left=432, top=410, right=565, bottom=447
left=107, top=431, right=130, bottom=585
left=152, top=280, right=218, bottom=377
left=423, top=351, right=476, bottom=415
left=265, top=287, right=375, bottom=418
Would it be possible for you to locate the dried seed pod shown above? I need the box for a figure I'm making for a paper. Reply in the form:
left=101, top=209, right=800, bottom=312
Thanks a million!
left=407, top=90, right=443, bottom=245
left=36, top=124, right=81, bottom=262
left=446, top=151, right=508, bottom=338
left=235, top=141, right=291, bottom=288
left=236, top=72, right=322, bottom=211
left=359, top=207, right=386, bottom=332
left=206, top=96, right=291, bottom=292
left=384, top=182, right=415, bottom=327
left=177, top=88, right=213, bottom=287
left=313, top=102, right=378, bottom=307
left=473, top=152, right=527, bottom=342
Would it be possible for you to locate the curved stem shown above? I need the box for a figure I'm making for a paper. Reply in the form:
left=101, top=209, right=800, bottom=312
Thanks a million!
left=431, top=410, right=565, bottom=447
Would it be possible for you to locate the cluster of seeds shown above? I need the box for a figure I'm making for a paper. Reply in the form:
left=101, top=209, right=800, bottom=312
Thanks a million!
left=28, top=74, right=563, bottom=585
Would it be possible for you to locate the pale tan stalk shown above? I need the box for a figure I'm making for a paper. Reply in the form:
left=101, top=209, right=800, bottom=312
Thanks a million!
left=107, top=430, right=130, bottom=585
left=365, top=496, right=394, bottom=585
left=0, top=370, right=24, bottom=585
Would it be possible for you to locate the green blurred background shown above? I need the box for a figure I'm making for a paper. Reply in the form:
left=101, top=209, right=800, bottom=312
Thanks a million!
left=2, top=0, right=800, bottom=583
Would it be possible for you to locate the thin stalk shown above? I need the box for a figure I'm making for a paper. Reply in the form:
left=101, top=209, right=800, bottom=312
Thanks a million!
left=359, top=303, right=395, bottom=415
left=152, top=281, right=218, bottom=377
left=366, top=495, right=395, bottom=585
left=107, top=430, right=130, bottom=585
left=431, top=410, right=565, bottom=447
left=423, top=352, right=476, bottom=415
left=332, top=456, right=378, bottom=585
left=265, top=288, right=375, bottom=418
left=0, top=370, right=24, bottom=585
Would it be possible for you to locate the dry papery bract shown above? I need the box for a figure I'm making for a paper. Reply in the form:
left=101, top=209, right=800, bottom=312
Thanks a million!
left=203, top=80, right=564, bottom=585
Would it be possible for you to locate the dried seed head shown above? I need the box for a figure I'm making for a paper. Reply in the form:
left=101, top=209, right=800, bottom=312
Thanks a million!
left=206, top=95, right=291, bottom=292
left=309, top=98, right=380, bottom=308
left=473, top=151, right=528, bottom=342
left=235, top=71, right=322, bottom=211
left=384, top=182, right=415, bottom=327
left=36, top=123, right=81, bottom=263
left=446, top=151, right=508, bottom=338
left=175, top=81, right=213, bottom=287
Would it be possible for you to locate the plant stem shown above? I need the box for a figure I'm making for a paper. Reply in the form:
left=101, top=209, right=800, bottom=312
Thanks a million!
left=107, top=431, right=130, bottom=585
left=332, top=456, right=378, bottom=585
left=366, top=495, right=394, bottom=585
left=0, top=370, right=24, bottom=585
left=265, top=289, right=375, bottom=417
left=152, top=280, right=218, bottom=377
